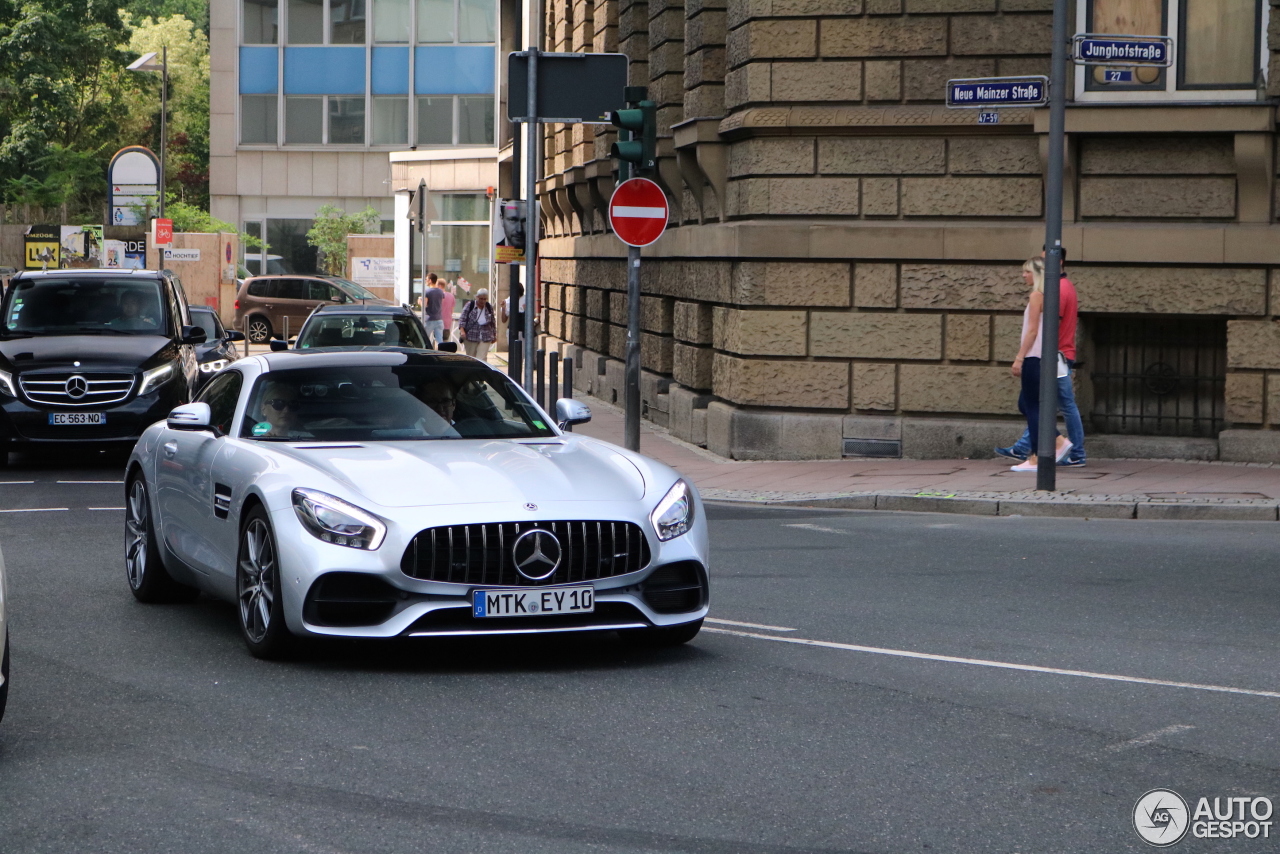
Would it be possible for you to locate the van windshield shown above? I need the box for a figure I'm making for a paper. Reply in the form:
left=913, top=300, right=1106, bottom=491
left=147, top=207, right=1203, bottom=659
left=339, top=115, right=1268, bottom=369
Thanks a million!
left=326, top=277, right=379, bottom=300
left=3, top=278, right=170, bottom=337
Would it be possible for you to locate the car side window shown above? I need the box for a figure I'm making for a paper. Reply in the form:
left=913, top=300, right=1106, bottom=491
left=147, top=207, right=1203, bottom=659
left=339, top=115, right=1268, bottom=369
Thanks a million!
left=196, top=371, right=244, bottom=436
left=306, top=280, right=333, bottom=301
left=277, top=279, right=306, bottom=300
left=247, top=279, right=269, bottom=297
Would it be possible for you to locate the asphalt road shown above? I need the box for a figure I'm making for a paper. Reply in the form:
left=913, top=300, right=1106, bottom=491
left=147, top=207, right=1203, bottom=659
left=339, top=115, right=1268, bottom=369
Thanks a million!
left=1, top=451, right=1278, bottom=853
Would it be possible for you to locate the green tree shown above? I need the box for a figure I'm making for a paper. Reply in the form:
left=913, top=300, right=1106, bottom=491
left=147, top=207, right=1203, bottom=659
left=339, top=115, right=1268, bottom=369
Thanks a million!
left=307, top=205, right=382, bottom=276
left=125, top=12, right=210, bottom=209
left=121, top=0, right=208, bottom=34
left=0, top=0, right=139, bottom=219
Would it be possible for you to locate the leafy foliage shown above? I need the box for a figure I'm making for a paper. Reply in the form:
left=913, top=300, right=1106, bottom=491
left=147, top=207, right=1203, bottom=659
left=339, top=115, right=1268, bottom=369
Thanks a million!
left=306, top=205, right=382, bottom=276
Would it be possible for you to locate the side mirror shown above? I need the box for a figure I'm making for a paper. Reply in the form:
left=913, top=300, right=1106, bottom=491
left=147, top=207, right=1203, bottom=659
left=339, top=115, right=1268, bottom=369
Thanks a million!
left=555, top=398, right=591, bottom=430
left=330, top=294, right=343, bottom=302
left=167, top=402, right=213, bottom=432
left=180, top=325, right=207, bottom=345
left=226, top=330, right=246, bottom=342
left=438, top=341, right=459, bottom=353
left=269, top=339, right=290, bottom=351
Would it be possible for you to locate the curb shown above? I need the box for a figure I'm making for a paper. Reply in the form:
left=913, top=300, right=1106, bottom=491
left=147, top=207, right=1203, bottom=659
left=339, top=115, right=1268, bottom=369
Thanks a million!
left=703, top=490, right=1280, bottom=522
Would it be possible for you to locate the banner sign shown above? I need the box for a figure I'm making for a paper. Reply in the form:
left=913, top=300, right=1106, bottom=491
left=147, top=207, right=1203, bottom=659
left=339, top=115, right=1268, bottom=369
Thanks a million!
left=107, top=147, right=160, bottom=227
left=946, top=76, right=1049, bottom=108
left=1072, top=35, right=1173, bottom=67
left=60, top=225, right=104, bottom=268
left=351, top=256, right=395, bottom=287
left=104, top=239, right=146, bottom=269
left=493, top=199, right=526, bottom=264
left=162, top=248, right=201, bottom=262
left=24, top=225, right=60, bottom=270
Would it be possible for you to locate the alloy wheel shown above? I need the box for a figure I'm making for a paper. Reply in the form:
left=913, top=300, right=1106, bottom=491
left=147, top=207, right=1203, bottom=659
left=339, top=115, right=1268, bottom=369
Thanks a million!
left=238, top=518, right=276, bottom=644
left=246, top=319, right=271, bottom=343
left=125, top=479, right=149, bottom=590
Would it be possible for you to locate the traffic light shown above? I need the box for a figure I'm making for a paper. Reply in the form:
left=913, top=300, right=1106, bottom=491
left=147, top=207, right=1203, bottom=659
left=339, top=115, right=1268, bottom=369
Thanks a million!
left=608, top=99, right=657, bottom=178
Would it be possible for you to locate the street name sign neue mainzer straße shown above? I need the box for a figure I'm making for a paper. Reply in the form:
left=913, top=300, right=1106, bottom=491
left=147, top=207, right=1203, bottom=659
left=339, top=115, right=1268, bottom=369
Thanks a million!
left=946, top=76, right=1049, bottom=108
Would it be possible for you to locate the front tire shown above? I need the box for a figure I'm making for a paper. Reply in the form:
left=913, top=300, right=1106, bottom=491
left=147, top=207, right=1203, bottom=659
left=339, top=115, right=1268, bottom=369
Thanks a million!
left=237, top=506, right=292, bottom=659
left=245, top=316, right=272, bottom=344
left=620, top=619, right=703, bottom=648
left=125, top=476, right=199, bottom=603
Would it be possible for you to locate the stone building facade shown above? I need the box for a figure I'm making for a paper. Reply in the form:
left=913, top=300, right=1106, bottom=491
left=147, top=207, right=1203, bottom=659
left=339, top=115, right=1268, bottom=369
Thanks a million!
left=528, top=0, right=1280, bottom=461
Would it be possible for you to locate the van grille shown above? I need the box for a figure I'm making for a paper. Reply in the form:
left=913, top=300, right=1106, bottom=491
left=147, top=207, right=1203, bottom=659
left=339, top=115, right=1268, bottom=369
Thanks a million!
left=401, top=520, right=651, bottom=586
left=19, top=372, right=135, bottom=407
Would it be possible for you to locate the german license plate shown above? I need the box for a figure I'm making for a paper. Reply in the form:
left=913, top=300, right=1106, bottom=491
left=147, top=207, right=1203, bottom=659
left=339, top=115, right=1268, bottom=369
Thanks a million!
left=48, top=412, right=106, bottom=425
left=472, top=585, right=594, bottom=618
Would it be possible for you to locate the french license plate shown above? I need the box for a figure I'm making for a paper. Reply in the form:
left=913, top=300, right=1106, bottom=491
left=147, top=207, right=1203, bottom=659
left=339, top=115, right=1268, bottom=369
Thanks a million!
left=472, top=585, right=594, bottom=618
left=48, top=412, right=106, bottom=425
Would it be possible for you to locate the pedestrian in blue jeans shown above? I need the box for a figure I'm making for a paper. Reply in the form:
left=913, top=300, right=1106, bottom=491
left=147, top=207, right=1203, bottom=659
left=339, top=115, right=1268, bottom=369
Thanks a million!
left=997, top=250, right=1085, bottom=467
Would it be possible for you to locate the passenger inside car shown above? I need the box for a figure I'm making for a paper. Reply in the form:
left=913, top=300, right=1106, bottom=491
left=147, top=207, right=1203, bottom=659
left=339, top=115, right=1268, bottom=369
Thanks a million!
left=107, top=290, right=160, bottom=331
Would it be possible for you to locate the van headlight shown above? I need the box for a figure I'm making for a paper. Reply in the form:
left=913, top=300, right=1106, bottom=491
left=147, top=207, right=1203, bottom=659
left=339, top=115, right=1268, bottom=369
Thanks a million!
left=292, top=488, right=386, bottom=550
left=138, top=363, right=174, bottom=395
left=650, top=480, right=694, bottom=541
left=199, top=359, right=229, bottom=374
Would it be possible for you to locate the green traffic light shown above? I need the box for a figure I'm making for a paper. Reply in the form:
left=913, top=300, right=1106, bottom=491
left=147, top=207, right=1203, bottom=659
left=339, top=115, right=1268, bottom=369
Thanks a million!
left=608, top=100, right=657, bottom=177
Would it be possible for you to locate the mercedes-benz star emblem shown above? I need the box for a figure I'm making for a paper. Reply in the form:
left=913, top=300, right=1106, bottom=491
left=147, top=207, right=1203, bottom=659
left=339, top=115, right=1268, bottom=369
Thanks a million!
left=525, top=502, right=538, bottom=511
left=511, top=528, right=562, bottom=581
left=65, top=375, right=88, bottom=399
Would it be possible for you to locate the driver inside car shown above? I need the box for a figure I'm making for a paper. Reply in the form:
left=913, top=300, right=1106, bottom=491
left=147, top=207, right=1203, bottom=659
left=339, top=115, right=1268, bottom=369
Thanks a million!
left=107, top=290, right=159, bottom=331
left=251, top=382, right=315, bottom=439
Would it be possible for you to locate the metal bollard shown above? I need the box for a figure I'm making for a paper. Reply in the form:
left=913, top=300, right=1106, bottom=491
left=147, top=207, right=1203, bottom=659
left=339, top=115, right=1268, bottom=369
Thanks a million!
left=563, top=357, right=573, bottom=400
left=509, top=338, right=523, bottom=383
left=535, top=348, right=546, bottom=410
left=548, top=351, right=559, bottom=412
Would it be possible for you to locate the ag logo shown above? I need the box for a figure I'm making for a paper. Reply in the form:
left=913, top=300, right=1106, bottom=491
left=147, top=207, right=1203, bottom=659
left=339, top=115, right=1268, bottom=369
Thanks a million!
left=1134, top=789, right=1190, bottom=847
left=511, top=528, right=561, bottom=581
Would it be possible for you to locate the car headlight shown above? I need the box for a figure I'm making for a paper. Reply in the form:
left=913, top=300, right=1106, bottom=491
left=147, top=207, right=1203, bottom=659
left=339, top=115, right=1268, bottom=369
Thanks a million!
left=291, top=488, right=386, bottom=550
left=650, top=479, right=694, bottom=541
left=0, top=368, right=15, bottom=398
left=138, top=363, right=175, bottom=395
left=199, top=359, right=229, bottom=374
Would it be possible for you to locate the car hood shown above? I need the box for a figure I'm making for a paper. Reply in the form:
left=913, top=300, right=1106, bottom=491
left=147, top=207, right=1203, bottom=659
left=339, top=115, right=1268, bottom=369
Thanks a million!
left=0, top=334, right=171, bottom=372
left=268, top=436, right=647, bottom=508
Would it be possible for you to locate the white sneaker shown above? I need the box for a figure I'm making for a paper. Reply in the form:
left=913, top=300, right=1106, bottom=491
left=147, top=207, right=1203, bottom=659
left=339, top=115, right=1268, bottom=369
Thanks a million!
left=1010, top=460, right=1037, bottom=472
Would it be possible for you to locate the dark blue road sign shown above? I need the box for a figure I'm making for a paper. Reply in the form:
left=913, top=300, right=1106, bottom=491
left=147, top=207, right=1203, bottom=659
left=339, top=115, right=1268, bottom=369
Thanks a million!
left=946, top=77, right=1048, bottom=109
left=1072, top=35, right=1172, bottom=66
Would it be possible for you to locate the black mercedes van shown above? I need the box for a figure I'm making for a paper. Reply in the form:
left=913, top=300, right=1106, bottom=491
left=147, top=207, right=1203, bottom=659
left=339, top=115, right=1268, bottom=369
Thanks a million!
left=0, top=269, right=207, bottom=465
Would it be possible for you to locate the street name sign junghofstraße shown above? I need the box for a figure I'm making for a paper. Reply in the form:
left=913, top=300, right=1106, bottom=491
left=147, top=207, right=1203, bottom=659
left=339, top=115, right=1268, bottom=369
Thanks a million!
left=1072, top=34, right=1173, bottom=66
left=946, top=76, right=1049, bottom=109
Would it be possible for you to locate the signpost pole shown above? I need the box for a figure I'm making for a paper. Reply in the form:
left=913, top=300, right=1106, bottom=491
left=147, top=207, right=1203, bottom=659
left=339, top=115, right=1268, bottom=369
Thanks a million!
left=1036, top=0, right=1069, bottom=491
left=522, top=47, right=539, bottom=393
left=159, top=46, right=167, bottom=219
left=625, top=244, right=641, bottom=451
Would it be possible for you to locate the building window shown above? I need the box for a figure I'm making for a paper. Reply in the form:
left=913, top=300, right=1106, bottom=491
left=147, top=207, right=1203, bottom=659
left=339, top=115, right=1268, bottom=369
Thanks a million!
left=329, top=0, right=366, bottom=43
left=244, top=0, right=279, bottom=43
left=372, top=96, right=408, bottom=143
left=417, top=0, right=454, bottom=42
left=241, top=94, right=279, bottom=143
left=1179, top=0, right=1260, bottom=88
left=416, top=96, right=454, bottom=143
left=373, top=0, right=410, bottom=42
left=458, top=95, right=493, bottom=144
left=415, top=95, right=492, bottom=145
left=1078, top=0, right=1262, bottom=100
left=285, top=96, right=324, bottom=142
left=457, top=0, right=494, bottom=42
left=328, top=96, right=366, bottom=143
left=288, top=0, right=325, bottom=43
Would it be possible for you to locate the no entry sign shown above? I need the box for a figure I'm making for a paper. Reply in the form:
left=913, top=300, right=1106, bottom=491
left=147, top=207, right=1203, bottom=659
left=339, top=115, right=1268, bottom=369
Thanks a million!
left=609, top=178, right=668, bottom=247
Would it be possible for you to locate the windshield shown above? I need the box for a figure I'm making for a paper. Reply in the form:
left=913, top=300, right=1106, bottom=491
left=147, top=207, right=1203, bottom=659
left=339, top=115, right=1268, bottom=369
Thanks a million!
left=326, top=277, right=379, bottom=301
left=297, top=315, right=427, bottom=349
left=3, top=278, right=169, bottom=336
left=189, top=310, right=223, bottom=341
left=241, top=363, right=556, bottom=441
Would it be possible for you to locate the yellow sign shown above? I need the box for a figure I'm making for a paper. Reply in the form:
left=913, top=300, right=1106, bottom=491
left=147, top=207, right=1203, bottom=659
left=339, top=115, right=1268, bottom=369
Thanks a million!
left=24, top=241, right=59, bottom=270
left=495, top=245, right=525, bottom=264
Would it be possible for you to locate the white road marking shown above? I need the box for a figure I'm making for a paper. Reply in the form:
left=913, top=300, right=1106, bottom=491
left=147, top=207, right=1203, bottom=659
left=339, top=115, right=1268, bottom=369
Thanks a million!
left=57, top=480, right=123, bottom=484
left=1106, top=724, right=1195, bottom=752
left=0, top=507, right=69, bottom=513
left=0, top=481, right=35, bottom=485
left=784, top=523, right=846, bottom=534
left=89, top=507, right=126, bottom=511
left=705, top=618, right=797, bottom=632
left=705, top=627, right=1280, bottom=700
left=612, top=205, right=667, bottom=219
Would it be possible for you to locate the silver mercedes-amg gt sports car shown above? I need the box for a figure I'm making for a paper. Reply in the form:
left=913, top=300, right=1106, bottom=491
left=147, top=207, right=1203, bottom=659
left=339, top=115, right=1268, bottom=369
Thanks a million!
left=123, top=348, right=709, bottom=657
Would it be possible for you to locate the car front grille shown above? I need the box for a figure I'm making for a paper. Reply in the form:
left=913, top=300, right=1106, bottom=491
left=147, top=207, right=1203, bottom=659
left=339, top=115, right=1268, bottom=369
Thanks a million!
left=401, top=520, right=651, bottom=586
left=19, top=372, right=135, bottom=406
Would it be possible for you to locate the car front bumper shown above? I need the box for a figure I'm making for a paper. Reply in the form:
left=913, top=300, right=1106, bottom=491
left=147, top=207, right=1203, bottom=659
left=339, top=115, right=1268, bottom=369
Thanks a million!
left=0, top=383, right=185, bottom=446
left=268, top=497, right=710, bottom=639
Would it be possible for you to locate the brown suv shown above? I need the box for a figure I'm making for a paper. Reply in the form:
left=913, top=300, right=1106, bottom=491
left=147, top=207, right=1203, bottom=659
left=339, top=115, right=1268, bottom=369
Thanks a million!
left=234, top=275, right=394, bottom=343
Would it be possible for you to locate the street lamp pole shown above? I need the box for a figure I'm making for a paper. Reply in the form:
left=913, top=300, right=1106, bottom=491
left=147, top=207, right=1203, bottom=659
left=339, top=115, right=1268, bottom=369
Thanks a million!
left=159, top=45, right=167, bottom=219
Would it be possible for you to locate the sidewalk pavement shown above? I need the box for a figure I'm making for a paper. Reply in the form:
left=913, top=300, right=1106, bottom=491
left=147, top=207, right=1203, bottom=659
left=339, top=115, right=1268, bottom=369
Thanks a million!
left=570, top=395, right=1280, bottom=522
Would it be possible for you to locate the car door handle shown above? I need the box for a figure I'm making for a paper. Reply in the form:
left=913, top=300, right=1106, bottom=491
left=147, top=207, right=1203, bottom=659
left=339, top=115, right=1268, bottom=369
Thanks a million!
left=163, top=441, right=178, bottom=457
